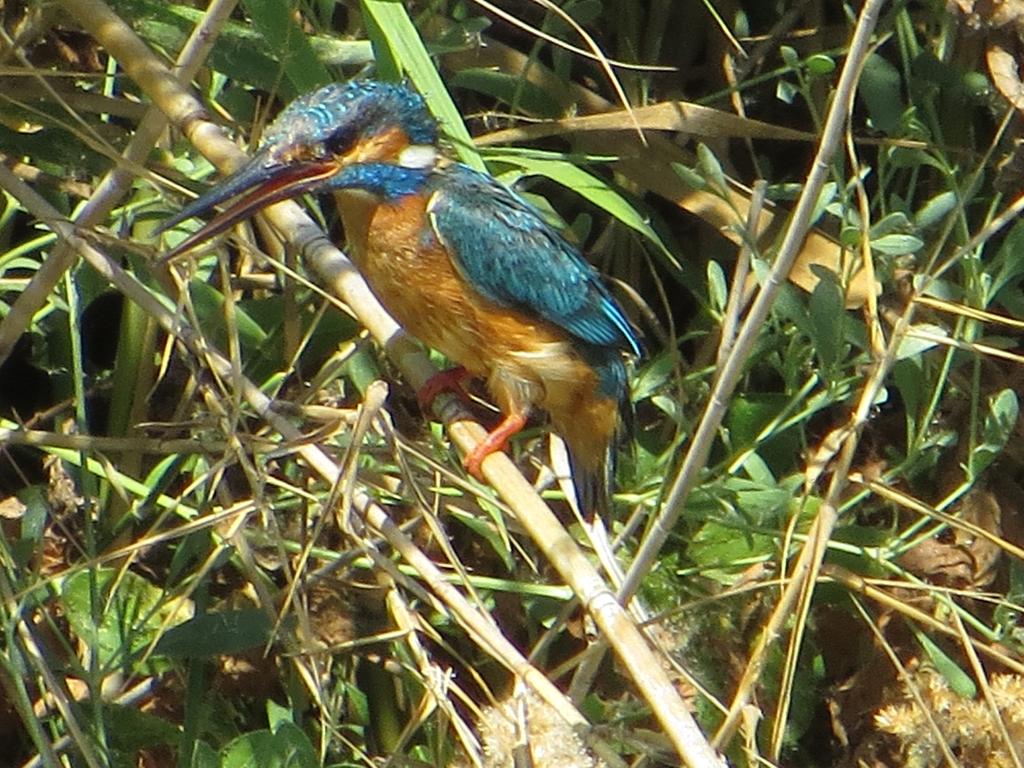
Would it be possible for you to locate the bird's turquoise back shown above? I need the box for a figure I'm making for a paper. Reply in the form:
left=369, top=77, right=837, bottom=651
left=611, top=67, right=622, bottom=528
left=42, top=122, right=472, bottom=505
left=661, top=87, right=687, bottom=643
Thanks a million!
left=425, top=164, right=641, bottom=399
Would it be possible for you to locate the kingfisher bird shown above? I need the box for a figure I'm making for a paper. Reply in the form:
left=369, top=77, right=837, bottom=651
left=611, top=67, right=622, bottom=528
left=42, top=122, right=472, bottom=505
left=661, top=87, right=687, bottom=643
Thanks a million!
left=159, top=80, right=642, bottom=519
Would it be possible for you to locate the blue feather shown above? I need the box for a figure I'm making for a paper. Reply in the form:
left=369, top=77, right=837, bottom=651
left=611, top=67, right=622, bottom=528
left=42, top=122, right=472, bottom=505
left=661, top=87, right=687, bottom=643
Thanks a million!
left=426, top=164, right=642, bottom=382
left=327, top=163, right=432, bottom=200
left=324, top=160, right=640, bottom=400
left=581, top=345, right=629, bottom=400
left=263, top=80, right=438, bottom=151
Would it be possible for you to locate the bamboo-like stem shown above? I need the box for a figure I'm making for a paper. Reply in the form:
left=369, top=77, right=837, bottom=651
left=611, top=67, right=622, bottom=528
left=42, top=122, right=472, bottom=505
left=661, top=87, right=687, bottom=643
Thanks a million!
left=0, top=160, right=594, bottom=748
left=0, top=0, right=238, bottom=369
left=620, top=0, right=886, bottom=605
left=33, top=2, right=725, bottom=763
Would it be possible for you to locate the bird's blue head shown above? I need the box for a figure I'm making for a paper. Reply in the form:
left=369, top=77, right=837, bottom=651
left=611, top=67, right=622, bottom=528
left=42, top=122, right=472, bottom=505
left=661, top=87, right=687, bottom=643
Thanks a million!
left=158, top=80, right=440, bottom=255
left=265, top=80, right=438, bottom=149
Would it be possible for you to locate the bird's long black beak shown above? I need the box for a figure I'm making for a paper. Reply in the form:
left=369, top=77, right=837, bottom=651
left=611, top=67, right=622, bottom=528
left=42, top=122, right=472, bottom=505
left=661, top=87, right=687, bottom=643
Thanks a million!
left=156, top=152, right=339, bottom=260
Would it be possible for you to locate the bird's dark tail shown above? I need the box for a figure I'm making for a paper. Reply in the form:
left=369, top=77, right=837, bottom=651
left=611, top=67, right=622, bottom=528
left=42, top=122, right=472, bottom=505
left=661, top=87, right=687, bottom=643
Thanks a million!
left=557, top=346, right=631, bottom=520
left=568, top=439, right=615, bottom=521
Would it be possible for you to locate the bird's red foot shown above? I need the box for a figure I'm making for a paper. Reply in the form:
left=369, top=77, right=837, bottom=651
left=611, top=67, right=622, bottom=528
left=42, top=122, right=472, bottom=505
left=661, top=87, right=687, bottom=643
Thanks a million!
left=463, top=413, right=528, bottom=480
left=417, top=366, right=471, bottom=412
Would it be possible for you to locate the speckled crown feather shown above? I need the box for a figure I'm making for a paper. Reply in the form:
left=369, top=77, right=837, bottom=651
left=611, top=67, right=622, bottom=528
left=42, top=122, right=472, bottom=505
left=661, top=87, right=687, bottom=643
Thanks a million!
left=260, top=80, right=439, bottom=149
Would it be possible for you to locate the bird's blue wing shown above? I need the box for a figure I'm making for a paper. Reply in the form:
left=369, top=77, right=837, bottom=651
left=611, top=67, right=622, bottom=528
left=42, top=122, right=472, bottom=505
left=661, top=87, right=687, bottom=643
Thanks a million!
left=426, top=164, right=641, bottom=357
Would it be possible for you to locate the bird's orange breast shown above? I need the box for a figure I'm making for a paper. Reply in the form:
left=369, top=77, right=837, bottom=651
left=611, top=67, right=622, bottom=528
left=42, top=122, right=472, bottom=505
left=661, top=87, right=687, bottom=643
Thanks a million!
left=333, top=189, right=617, bottom=469
left=333, top=190, right=555, bottom=374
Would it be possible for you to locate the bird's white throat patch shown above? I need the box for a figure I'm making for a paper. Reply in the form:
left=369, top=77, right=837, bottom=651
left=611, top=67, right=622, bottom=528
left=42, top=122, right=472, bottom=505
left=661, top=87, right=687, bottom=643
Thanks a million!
left=397, top=144, right=438, bottom=169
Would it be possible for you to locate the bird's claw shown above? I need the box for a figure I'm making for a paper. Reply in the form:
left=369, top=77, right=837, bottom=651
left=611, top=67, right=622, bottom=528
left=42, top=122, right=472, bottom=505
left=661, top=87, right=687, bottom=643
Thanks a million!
left=462, top=412, right=528, bottom=481
left=463, top=449, right=488, bottom=482
left=417, top=366, right=471, bottom=413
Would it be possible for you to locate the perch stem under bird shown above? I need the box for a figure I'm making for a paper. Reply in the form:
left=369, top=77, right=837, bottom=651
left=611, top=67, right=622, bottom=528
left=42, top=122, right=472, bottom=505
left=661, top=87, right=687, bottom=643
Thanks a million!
left=157, top=80, right=642, bottom=519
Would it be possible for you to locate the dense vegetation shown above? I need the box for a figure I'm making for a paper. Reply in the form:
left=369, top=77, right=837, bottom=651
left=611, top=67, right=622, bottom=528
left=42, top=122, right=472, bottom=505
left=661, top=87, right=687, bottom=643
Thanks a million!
left=2, top=1, right=1024, bottom=765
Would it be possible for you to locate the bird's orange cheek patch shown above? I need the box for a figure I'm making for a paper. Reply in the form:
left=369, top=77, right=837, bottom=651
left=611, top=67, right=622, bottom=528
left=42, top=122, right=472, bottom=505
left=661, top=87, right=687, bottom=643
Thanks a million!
left=339, top=126, right=410, bottom=165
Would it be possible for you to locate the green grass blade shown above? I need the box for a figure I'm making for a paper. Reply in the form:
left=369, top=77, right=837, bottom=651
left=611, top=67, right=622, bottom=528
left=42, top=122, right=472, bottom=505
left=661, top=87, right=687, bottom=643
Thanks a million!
left=241, top=0, right=332, bottom=95
left=360, top=0, right=484, bottom=170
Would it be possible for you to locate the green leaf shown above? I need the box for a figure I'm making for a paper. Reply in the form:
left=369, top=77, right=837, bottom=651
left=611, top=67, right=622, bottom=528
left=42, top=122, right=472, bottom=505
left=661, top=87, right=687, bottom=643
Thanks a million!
left=154, top=609, right=274, bottom=658
left=190, top=741, right=219, bottom=768
left=725, top=395, right=803, bottom=476
left=838, top=226, right=861, bottom=249
left=448, top=508, right=514, bottom=572
left=914, top=627, right=976, bottom=698
left=893, top=358, right=924, bottom=433
left=886, top=145, right=947, bottom=172
left=672, top=161, right=707, bottom=191
left=11, top=485, right=47, bottom=568
left=707, top=260, right=728, bottom=313
left=808, top=271, right=845, bottom=372
left=687, top=520, right=775, bottom=582
left=222, top=733, right=276, bottom=768
left=990, top=218, right=1024, bottom=301
left=141, top=455, right=196, bottom=520
left=550, top=0, right=602, bottom=26
left=266, top=700, right=294, bottom=732
left=241, top=0, right=332, bottom=95
left=696, top=143, right=728, bottom=195
left=995, top=560, right=1024, bottom=640
left=809, top=182, right=837, bottom=228
left=111, top=0, right=373, bottom=93
left=61, top=569, right=182, bottom=669
left=360, top=0, right=484, bottom=170
left=631, top=350, right=677, bottom=402
left=189, top=279, right=268, bottom=355
left=970, top=388, right=1018, bottom=476
left=859, top=53, right=905, bottom=135
left=450, top=68, right=563, bottom=118
left=739, top=451, right=776, bottom=485
left=0, top=124, right=105, bottom=178
left=220, top=725, right=317, bottom=768
left=271, top=722, right=318, bottom=765
left=806, top=54, right=836, bottom=75
left=914, top=190, right=957, bottom=231
left=870, top=233, right=923, bottom=256
left=895, top=323, right=946, bottom=360
left=869, top=212, right=913, bottom=238
left=106, top=704, right=180, bottom=753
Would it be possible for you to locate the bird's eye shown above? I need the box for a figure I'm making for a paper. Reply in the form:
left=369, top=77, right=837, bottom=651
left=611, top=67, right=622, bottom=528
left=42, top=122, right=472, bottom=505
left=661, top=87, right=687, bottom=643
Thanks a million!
left=326, top=125, right=359, bottom=156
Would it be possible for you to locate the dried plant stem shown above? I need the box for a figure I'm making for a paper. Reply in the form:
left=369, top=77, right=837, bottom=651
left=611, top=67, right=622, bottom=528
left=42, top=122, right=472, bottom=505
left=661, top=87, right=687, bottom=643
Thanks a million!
left=849, top=596, right=960, bottom=767
left=29, top=3, right=724, bottom=763
left=0, top=159, right=592, bottom=746
left=830, top=566, right=1024, bottom=676
left=0, top=424, right=229, bottom=454
left=949, top=604, right=1024, bottom=768
left=716, top=179, right=766, bottom=368
left=0, top=0, right=238, bottom=369
left=653, top=0, right=887, bottom=748
left=620, top=0, right=885, bottom=604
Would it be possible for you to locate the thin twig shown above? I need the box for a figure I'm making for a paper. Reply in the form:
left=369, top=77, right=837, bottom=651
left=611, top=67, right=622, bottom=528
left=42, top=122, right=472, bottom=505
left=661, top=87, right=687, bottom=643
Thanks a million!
left=618, top=0, right=886, bottom=604
left=18, top=4, right=725, bottom=761
left=0, top=0, right=238, bottom=368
